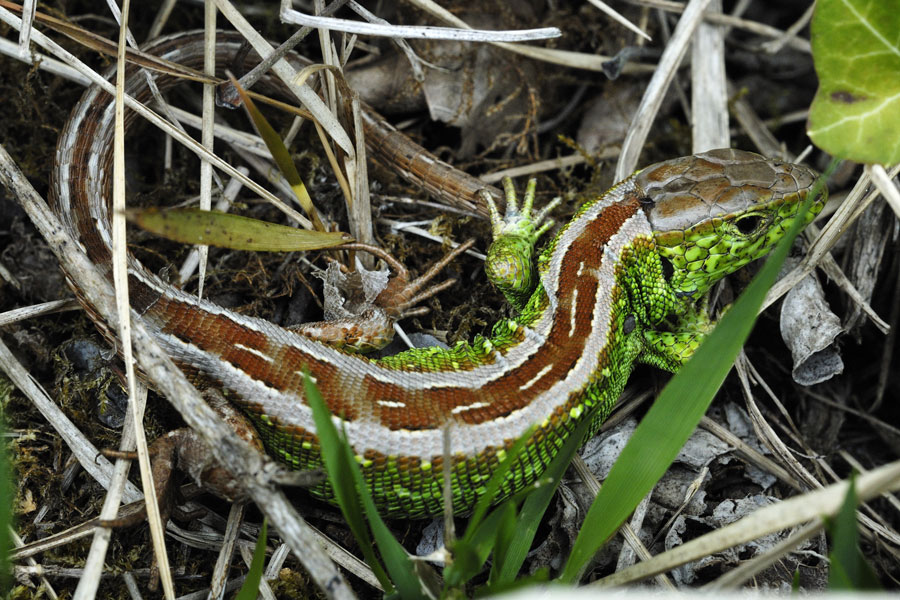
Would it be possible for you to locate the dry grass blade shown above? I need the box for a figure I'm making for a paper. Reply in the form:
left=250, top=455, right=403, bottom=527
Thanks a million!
left=346, top=99, right=374, bottom=247
left=16, top=0, right=33, bottom=51
left=702, top=521, right=822, bottom=589
left=690, top=0, right=728, bottom=152
left=586, top=0, right=652, bottom=40
left=0, top=0, right=214, bottom=82
left=868, top=164, right=900, bottom=219
left=405, top=0, right=648, bottom=73
left=626, top=0, right=811, bottom=52
left=0, top=143, right=356, bottom=598
left=698, top=416, right=801, bottom=492
left=616, top=0, right=713, bottom=179
left=591, top=460, right=900, bottom=587
left=9, top=529, right=58, bottom=598
left=280, top=0, right=560, bottom=42
left=197, top=13, right=217, bottom=300
left=146, top=0, right=177, bottom=41
left=735, top=359, right=823, bottom=490
left=0, top=299, right=80, bottom=326
left=0, top=35, right=89, bottom=83
left=75, top=4, right=175, bottom=597
left=728, top=80, right=790, bottom=159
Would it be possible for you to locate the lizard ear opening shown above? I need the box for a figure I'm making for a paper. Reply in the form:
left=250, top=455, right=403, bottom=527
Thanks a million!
left=638, top=195, right=655, bottom=218
left=660, top=255, right=674, bottom=282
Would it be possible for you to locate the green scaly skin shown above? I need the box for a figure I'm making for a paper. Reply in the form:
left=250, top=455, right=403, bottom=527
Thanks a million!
left=52, top=30, right=824, bottom=519
left=273, top=156, right=823, bottom=517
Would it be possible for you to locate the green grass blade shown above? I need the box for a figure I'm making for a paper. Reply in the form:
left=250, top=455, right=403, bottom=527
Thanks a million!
left=444, top=426, right=537, bottom=587
left=559, top=166, right=833, bottom=583
left=127, top=207, right=349, bottom=251
left=339, top=424, right=428, bottom=599
left=305, top=373, right=426, bottom=597
left=444, top=503, right=510, bottom=590
left=303, top=373, right=393, bottom=591
left=447, top=418, right=586, bottom=589
left=477, top=569, right=550, bottom=598
left=827, top=473, right=881, bottom=590
left=463, top=425, right=537, bottom=539
left=229, top=75, right=326, bottom=231
left=488, top=502, right=517, bottom=585
left=235, top=518, right=268, bottom=600
left=493, top=414, right=594, bottom=584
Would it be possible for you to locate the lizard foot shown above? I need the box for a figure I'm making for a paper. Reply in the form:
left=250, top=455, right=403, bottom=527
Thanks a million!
left=480, top=177, right=561, bottom=309
left=289, top=240, right=475, bottom=353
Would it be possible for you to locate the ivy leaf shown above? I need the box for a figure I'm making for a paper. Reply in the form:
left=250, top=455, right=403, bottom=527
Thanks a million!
left=807, top=0, right=900, bottom=163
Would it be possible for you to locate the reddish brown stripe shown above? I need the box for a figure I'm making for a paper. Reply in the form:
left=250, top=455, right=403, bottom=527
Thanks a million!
left=278, top=345, right=352, bottom=419
left=360, top=199, right=641, bottom=430
left=123, top=198, right=638, bottom=432
left=60, top=100, right=113, bottom=267
left=60, top=26, right=642, bottom=434
left=152, top=294, right=355, bottom=415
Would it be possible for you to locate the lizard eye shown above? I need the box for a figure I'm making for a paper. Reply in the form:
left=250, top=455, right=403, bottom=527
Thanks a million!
left=734, top=214, right=764, bottom=235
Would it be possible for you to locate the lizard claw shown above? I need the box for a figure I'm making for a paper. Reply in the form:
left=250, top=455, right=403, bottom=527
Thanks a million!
left=339, top=240, right=475, bottom=319
left=290, top=241, right=475, bottom=353
left=480, top=177, right=559, bottom=246
left=481, top=178, right=560, bottom=308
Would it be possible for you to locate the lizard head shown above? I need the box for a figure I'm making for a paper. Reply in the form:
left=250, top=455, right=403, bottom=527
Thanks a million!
left=635, top=148, right=826, bottom=298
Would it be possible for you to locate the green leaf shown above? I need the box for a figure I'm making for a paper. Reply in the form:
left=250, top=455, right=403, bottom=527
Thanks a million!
left=826, top=473, right=881, bottom=590
left=807, top=0, right=900, bottom=163
left=445, top=415, right=593, bottom=589
left=558, top=165, right=834, bottom=583
left=340, top=421, right=429, bottom=599
left=444, top=426, right=536, bottom=589
left=477, top=568, right=549, bottom=598
left=127, top=207, right=349, bottom=251
left=236, top=518, right=268, bottom=600
left=464, top=425, right=536, bottom=538
left=444, top=507, right=510, bottom=590
left=489, top=502, right=517, bottom=585
left=304, top=374, right=427, bottom=598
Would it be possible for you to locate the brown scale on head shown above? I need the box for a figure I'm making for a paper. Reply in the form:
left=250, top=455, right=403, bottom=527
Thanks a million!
left=637, top=149, right=818, bottom=232
left=634, top=148, right=824, bottom=297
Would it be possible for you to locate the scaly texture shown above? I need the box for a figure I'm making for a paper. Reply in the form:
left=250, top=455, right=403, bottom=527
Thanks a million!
left=52, top=32, right=825, bottom=517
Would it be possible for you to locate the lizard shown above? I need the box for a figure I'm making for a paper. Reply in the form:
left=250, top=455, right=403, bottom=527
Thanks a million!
left=52, top=31, right=825, bottom=518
